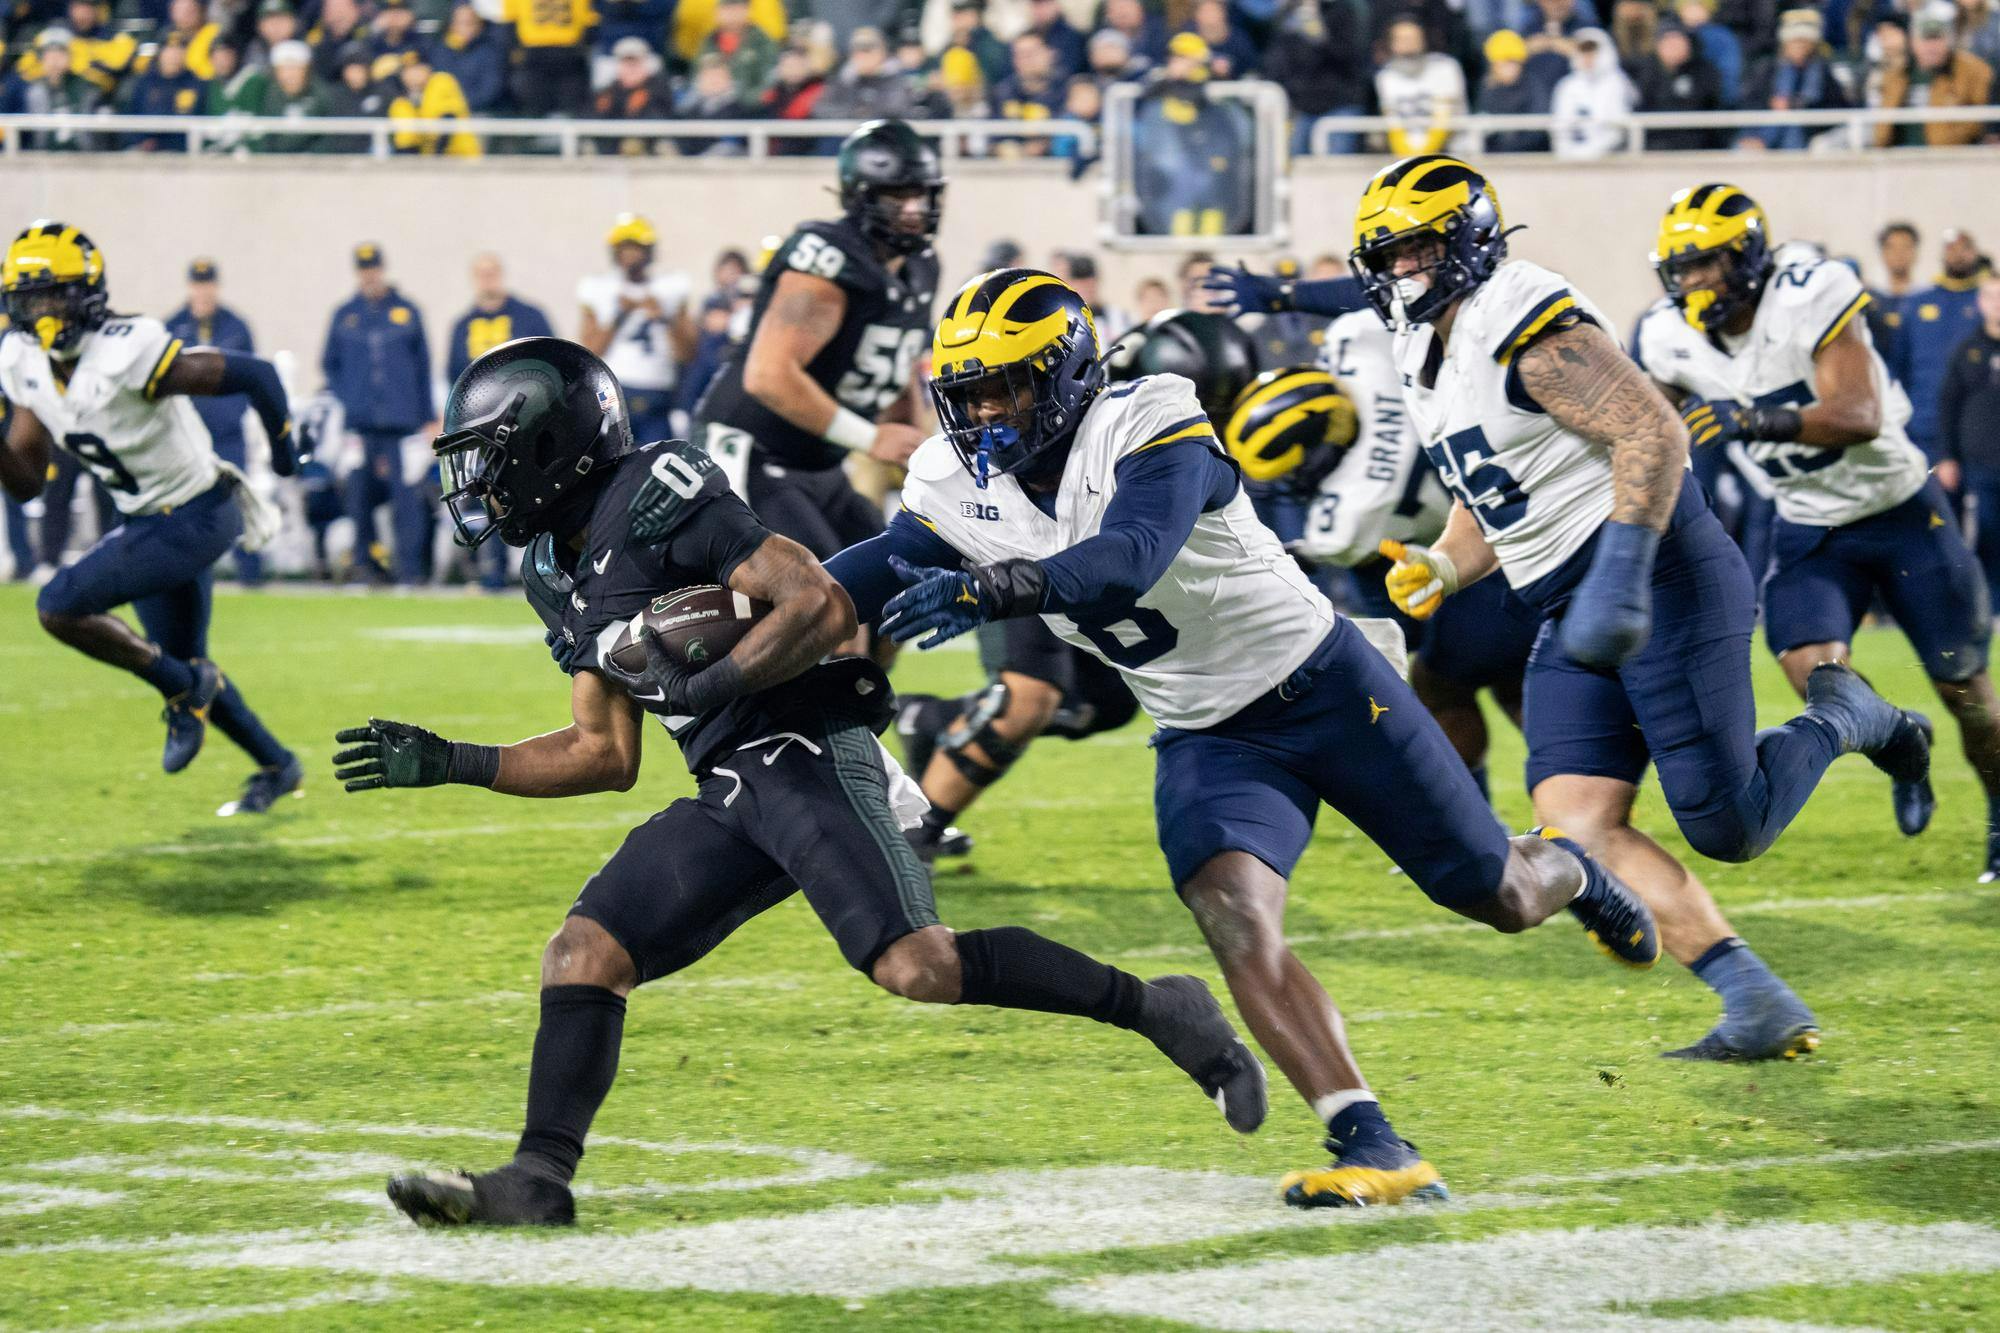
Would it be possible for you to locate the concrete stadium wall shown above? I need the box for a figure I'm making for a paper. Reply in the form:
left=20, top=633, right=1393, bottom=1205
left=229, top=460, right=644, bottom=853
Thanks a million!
left=1, top=149, right=1994, bottom=381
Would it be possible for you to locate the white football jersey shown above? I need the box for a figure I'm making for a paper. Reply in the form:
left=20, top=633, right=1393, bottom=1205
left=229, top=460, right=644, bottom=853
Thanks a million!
left=577, top=270, right=692, bottom=392
left=902, top=374, right=1334, bottom=731
left=1296, top=308, right=1450, bottom=567
left=0, top=316, right=218, bottom=516
left=1634, top=259, right=1926, bottom=528
left=1394, top=260, right=1617, bottom=587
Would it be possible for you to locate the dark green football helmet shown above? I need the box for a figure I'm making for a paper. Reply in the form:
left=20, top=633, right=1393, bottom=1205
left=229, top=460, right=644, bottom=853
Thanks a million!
left=1106, top=309, right=1262, bottom=423
left=838, top=119, right=945, bottom=256
left=434, top=337, right=634, bottom=549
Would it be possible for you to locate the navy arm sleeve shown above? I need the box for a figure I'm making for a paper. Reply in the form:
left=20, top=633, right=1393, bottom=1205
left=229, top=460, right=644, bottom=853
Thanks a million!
left=213, top=351, right=297, bottom=476
left=1289, top=276, right=1367, bottom=320
left=1039, top=441, right=1236, bottom=615
left=825, top=510, right=967, bottom=624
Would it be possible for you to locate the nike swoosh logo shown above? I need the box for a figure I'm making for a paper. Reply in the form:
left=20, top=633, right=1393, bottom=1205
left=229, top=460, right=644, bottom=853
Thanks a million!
left=593, top=551, right=611, bottom=575
left=632, top=686, right=665, bottom=702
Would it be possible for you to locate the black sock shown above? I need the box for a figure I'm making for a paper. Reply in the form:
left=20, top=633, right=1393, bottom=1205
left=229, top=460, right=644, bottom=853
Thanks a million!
left=915, top=805, right=959, bottom=843
left=513, top=984, right=627, bottom=1185
left=210, top=677, right=292, bottom=769
left=137, top=647, right=195, bottom=699
left=953, top=926, right=1146, bottom=1028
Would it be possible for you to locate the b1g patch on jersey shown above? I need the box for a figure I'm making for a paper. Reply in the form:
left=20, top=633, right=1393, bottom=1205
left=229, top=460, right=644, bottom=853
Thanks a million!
left=627, top=440, right=727, bottom=546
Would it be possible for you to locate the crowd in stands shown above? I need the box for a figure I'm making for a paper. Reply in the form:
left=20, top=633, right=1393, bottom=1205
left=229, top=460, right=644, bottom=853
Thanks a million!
left=1, top=0, right=1995, bottom=155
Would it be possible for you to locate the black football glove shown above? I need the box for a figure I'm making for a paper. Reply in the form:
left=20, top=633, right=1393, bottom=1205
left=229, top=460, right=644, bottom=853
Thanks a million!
left=333, top=718, right=450, bottom=791
left=546, top=629, right=579, bottom=673
left=600, top=628, right=745, bottom=717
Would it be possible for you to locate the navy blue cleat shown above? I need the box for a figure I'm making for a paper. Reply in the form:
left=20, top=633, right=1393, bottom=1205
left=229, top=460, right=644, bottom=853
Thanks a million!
left=1805, top=663, right=1912, bottom=757
left=1540, top=829, right=1660, bottom=968
left=1872, top=710, right=1935, bottom=837
left=1664, top=985, right=1820, bottom=1062
left=217, top=753, right=305, bottom=817
left=160, top=658, right=223, bottom=774
left=1140, top=974, right=1268, bottom=1134
left=1282, top=1135, right=1449, bottom=1208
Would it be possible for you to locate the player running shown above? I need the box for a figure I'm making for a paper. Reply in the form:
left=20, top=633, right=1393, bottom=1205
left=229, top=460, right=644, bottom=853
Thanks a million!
left=827, top=268, right=1660, bottom=1209
left=1227, top=312, right=1540, bottom=802
left=690, top=118, right=940, bottom=559
left=0, top=222, right=302, bottom=815
left=1364, top=156, right=1930, bottom=1061
left=1637, top=185, right=1998, bottom=874
left=342, top=338, right=1266, bottom=1228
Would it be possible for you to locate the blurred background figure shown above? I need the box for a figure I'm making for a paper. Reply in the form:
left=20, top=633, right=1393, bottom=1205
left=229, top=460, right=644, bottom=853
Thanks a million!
left=577, top=214, right=695, bottom=446
left=165, top=259, right=264, bottom=585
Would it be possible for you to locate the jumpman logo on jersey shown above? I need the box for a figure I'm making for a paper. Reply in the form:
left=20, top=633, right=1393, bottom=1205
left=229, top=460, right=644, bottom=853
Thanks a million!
left=1368, top=697, right=1389, bottom=724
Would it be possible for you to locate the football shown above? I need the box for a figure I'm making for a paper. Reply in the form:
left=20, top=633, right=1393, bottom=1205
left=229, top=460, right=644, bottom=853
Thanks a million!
left=605, top=585, right=770, bottom=674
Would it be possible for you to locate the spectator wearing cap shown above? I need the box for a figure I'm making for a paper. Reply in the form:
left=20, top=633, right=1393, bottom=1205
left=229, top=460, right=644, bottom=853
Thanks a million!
left=1550, top=27, right=1636, bottom=157
left=1902, top=228, right=1993, bottom=469
left=1877, top=1, right=1995, bottom=146
left=674, top=0, right=788, bottom=66
left=1183, top=0, right=1257, bottom=77
left=944, top=0, right=1011, bottom=87
left=992, top=29, right=1069, bottom=149
left=590, top=0, right=669, bottom=72
left=1100, top=0, right=1168, bottom=67
left=677, top=51, right=754, bottom=152
left=1085, top=28, right=1146, bottom=84
left=120, top=34, right=207, bottom=150
left=0, top=30, right=103, bottom=149
left=307, top=0, right=367, bottom=84
left=246, top=0, right=300, bottom=73
left=328, top=41, right=392, bottom=126
left=1264, top=0, right=1370, bottom=154
left=165, top=260, right=264, bottom=584
left=761, top=40, right=827, bottom=133
left=1675, top=0, right=1742, bottom=101
left=1023, top=0, right=1088, bottom=78
left=592, top=36, right=670, bottom=153
left=1477, top=28, right=1553, bottom=152
left=323, top=244, right=437, bottom=585
left=366, top=0, right=429, bottom=84
left=390, top=50, right=478, bottom=155
left=1633, top=20, right=1726, bottom=147
left=164, top=0, right=223, bottom=79
left=501, top=0, right=594, bottom=117
left=446, top=254, right=555, bottom=588
left=1154, top=30, right=1212, bottom=86
left=925, top=43, right=991, bottom=117
left=61, top=0, right=136, bottom=97
left=1375, top=15, right=1469, bottom=156
left=813, top=26, right=920, bottom=119
left=251, top=39, right=332, bottom=151
left=1738, top=8, right=1851, bottom=150
left=705, top=0, right=780, bottom=99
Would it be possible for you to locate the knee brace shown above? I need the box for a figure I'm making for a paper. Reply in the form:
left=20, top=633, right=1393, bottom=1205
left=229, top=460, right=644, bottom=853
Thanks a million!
left=939, top=681, right=1027, bottom=787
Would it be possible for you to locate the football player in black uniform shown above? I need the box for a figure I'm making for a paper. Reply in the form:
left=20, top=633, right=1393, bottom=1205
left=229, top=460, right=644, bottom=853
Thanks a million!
left=334, top=339, right=1266, bottom=1227
left=893, top=311, right=1257, bottom=864
left=691, top=118, right=941, bottom=561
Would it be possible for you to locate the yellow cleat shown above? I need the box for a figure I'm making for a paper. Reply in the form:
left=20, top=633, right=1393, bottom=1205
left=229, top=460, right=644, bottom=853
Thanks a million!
left=1280, top=1155, right=1449, bottom=1209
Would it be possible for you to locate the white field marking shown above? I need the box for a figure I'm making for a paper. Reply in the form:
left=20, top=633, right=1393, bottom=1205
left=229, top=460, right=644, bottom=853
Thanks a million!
left=1495, top=1136, right=2000, bottom=1191
left=0, top=1106, right=875, bottom=1193
left=1050, top=1219, right=2000, bottom=1333
left=0, top=1182, right=125, bottom=1215
left=361, top=626, right=544, bottom=644
left=40, top=991, right=524, bottom=1039
left=1110, top=887, right=1993, bottom=959
left=174, top=1169, right=1561, bottom=1299
left=71, top=1281, right=402, bottom=1333
left=0, top=1226, right=371, bottom=1259
left=16, top=1148, right=421, bottom=1185
left=0, top=811, right=655, bottom=869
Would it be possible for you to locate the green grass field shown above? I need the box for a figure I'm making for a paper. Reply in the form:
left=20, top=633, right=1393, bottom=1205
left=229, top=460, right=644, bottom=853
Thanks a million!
left=1, top=584, right=1996, bottom=1332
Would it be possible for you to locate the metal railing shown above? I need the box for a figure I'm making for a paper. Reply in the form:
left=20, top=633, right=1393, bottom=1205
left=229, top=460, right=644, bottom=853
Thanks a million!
left=0, top=111, right=1099, bottom=161
left=1307, top=103, right=2000, bottom=156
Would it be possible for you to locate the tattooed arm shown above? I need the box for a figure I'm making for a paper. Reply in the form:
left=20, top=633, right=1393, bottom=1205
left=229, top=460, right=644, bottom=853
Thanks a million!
left=1515, top=322, right=1688, bottom=533
left=740, top=269, right=922, bottom=465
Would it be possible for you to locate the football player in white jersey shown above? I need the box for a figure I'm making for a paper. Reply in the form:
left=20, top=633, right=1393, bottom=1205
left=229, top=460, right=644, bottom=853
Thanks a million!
left=826, top=268, right=1660, bottom=1209
left=0, top=222, right=303, bottom=814
left=1638, top=184, right=2000, bottom=877
left=1366, top=156, right=1931, bottom=1061
left=577, top=213, right=695, bottom=447
left=1228, top=323, right=1540, bottom=802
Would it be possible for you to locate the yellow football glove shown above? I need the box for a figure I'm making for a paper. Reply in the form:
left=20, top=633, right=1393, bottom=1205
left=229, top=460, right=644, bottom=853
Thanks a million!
left=1379, top=539, right=1459, bottom=621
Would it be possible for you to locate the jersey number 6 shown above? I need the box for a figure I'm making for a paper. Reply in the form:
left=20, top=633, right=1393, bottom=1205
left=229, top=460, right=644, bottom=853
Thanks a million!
left=1066, top=604, right=1179, bottom=669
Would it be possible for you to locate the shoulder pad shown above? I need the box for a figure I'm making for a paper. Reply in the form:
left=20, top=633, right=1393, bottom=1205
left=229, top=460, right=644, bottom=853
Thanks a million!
left=1482, top=263, right=1583, bottom=365
left=1107, top=373, right=1219, bottom=462
left=906, top=434, right=962, bottom=484
left=520, top=532, right=571, bottom=636
left=624, top=439, right=730, bottom=547
left=779, top=222, right=877, bottom=290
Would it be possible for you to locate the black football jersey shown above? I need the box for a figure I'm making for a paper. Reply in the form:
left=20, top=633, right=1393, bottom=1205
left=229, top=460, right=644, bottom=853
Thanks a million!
left=694, top=217, right=939, bottom=472
left=522, top=440, right=893, bottom=772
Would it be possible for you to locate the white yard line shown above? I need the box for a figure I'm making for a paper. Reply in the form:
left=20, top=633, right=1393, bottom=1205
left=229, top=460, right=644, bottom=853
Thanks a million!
left=1496, top=1136, right=2000, bottom=1190
left=69, top=1282, right=402, bottom=1333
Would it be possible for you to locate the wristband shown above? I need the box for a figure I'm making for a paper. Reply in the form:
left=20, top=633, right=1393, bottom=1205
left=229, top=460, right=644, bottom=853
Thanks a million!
left=1743, top=405, right=1803, bottom=443
left=446, top=741, right=500, bottom=789
left=680, top=656, right=748, bottom=714
left=975, top=558, right=1048, bottom=619
left=1428, top=547, right=1460, bottom=597
left=824, top=406, right=877, bottom=453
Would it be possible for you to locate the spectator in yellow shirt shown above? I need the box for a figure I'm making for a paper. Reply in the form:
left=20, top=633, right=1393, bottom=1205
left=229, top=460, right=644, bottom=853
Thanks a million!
left=390, top=52, right=480, bottom=156
left=502, top=0, right=595, bottom=116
